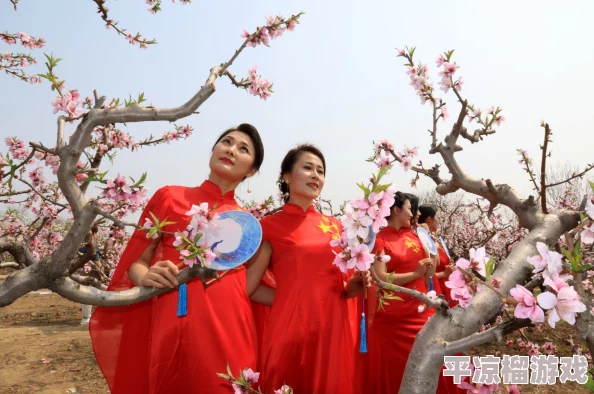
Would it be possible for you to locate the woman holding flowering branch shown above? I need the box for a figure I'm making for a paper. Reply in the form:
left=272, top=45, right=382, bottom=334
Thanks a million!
left=368, top=192, right=458, bottom=394
left=90, top=124, right=264, bottom=394
left=247, top=144, right=369, bottom=394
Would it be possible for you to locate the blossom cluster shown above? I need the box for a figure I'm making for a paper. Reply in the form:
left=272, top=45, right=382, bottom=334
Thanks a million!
left=330, top=163, right=396, bottom=274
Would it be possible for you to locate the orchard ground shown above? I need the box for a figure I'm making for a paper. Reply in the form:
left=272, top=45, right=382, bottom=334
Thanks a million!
left=0, top=268, right=589, bottom=394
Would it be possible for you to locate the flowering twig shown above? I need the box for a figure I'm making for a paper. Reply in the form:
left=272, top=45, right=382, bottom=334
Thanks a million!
left=370, top=265, right=449, bottom=310
left=92, top=0, right=157, bottom=48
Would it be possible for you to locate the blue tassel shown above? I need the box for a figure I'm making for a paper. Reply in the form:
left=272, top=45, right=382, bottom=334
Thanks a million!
left=177, top=283, right=187, bottom=317
left=359, top=312, right=367, bottom=353
left=429, top=276, right=434, bottom=292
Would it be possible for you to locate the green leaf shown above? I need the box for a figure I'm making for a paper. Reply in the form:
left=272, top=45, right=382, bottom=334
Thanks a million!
left=147, top=228, right=159, bottom=239
left=373, top=183, right=391, bottom=194
left=589, top=181, right=594, bottom=193
left=82, top=176, right=98, bottom=183
left=357, top=182, right=370, bottom=197
left=485, top=256, right=495, bottom=281
left=193, top=232, right=203, bottom=244
left=132, top=172, right=147, bottom=188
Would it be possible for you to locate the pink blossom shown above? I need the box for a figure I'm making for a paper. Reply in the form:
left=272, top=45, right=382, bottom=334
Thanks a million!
left=440, top=106, right=449, bottom=121
left=332, top=251, right=349, bottom=274
left=242, top=368, right=260, bottom=384
left=435, top=54, right=445, bottom=66
left=274, top=385, right=293, bottom=394
left=348, top=243, right=374, bottom=271
left=510, top=285, right=544, bottom=322
left=343, top=209, right=373, bottom=240
left=537, top=282, right=586, bottom=327
left=582, top=226, right=594, bottom=244
left=400, top=156, right=412, bottom=171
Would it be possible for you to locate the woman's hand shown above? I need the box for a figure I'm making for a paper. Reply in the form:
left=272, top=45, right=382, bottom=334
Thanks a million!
left=444, top=263, right=455, bottom=277
left=139, top=260, right=180, bottom=288
left=414, top=258, right=433, bottom=278
left=344, top=270, right=371, bottom=298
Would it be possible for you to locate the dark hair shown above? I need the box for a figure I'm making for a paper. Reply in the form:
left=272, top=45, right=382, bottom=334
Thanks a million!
left=405, top=193, right=420, bottom=219
left=418, top=204, right=438, bottom=224
left=91, top=225, right=99, bottom=234
left=212, top=123, right=264, bottom=171
left=387, top=191, right=409, bottom=220
left=278, top=144, right=326, bottom=203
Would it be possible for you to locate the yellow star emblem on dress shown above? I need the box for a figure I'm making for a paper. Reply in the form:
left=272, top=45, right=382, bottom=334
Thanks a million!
left=318, top=216, right=340, bottom=240
left=405, top=238, right=420, bottom=253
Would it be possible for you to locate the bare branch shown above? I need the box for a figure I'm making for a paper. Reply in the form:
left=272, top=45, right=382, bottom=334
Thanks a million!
left=51, top=264, right=219, bottom=306
left=29, top=142, right=57, bottom=156
left=0, top=237, right=37, bottom=268
left=70, top=273, right=107, bottom=290
left=546, top=164, right=594, bottom=188
left=56, top=116, right=66, bottom=149
left=444, top=318, right=533, bottom=355
left=540, top=123, right=552, bottom=214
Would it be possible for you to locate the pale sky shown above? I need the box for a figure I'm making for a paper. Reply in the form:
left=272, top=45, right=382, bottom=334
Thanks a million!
left=2, top=0, right=593, bottom=220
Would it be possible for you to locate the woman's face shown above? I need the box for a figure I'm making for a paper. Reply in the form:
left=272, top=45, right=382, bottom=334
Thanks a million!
left=283, top=152, right=325, bottom=202
left=393, top=199, right=413, bottom=228
left=427, top=215, right=439, bottom=233
left=209, top=131, right=256, bottom=183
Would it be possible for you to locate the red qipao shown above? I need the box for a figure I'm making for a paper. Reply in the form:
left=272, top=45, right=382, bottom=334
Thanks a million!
left=89, top=181, right=257, bottom=394
left=259, top=203, right=355, bottom=394
left=368, top=226, right=455, bottom=394
left=434, top=238, right=456, bottom=305
left=250, top=268, right=276, bottom=372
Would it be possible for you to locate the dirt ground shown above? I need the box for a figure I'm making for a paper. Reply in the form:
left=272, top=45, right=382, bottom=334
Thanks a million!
left=0, top=269, right=591, bottom=393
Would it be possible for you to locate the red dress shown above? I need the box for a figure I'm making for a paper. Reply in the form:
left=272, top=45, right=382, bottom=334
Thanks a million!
left=434, top=238, right=456, bottom=305
left=259, top=203, right=355, bottom=394
left=250, top=268, right=276, bottom=372
left=368, top=226, right=459, bottom=394
left=89, top=181, right=257, bottom=394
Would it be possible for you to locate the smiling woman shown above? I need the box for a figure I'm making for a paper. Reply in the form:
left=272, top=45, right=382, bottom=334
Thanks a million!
left=246, top=144, right=371, bottom=394
left=89, top=123, right=265, bottom=394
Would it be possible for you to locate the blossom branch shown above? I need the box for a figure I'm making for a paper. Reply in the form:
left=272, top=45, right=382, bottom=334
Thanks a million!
left=17, top=179, right=67, bottom=208
left=91, top=0, right=157, bottom=48
left=370, top=265, right=449, bottom=310
left=223, top=70, right=248, bottom=87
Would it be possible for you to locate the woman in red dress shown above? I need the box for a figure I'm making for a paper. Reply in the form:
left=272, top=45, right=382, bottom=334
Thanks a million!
left=368, top=192, right=444, bottom=393
left=247, top=144, right=369, bottom=394
left=89, top=124, right=264, bottom=394
left=418, top=204, right=456, bottom=304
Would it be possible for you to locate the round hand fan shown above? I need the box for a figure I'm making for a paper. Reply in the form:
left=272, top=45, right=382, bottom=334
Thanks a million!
left=439, top=236, right=451, bottom=260
left=205, top=210, right=262, bottom=271
left=416, top=226, right=438, bottom=256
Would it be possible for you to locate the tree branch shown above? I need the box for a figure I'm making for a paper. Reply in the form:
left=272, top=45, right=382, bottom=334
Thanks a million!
left=17, top=179, right=67, bottom=208
left=370, top=265, right=449, bottom=310
left=540, top=123, right=552, bottom=214
left=546, top=163, right=594, bottom=188
left=444, top=318, right=533, bottom=355
left=0, top=237, right=37, bottom=268
left=51, top=264, right=219, bottom=306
